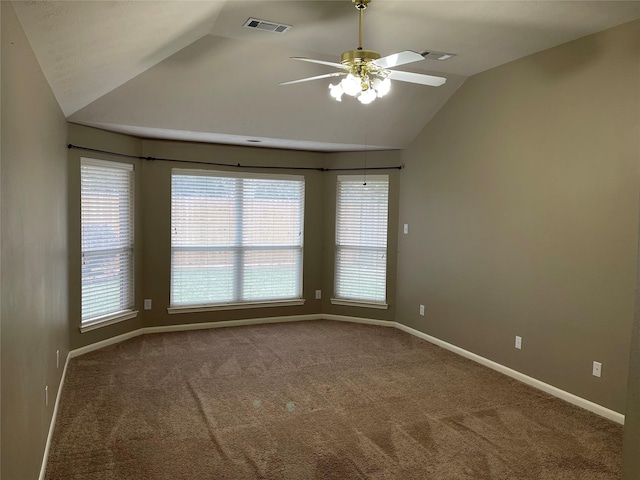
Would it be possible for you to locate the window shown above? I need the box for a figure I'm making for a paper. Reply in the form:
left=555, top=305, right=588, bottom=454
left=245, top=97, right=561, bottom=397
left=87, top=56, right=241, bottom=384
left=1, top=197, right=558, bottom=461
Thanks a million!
left=170, top=169, right=305, bottom=310
left=81, top=158, right=135, bottom=330
left=334, top=174, right=389, bottom=307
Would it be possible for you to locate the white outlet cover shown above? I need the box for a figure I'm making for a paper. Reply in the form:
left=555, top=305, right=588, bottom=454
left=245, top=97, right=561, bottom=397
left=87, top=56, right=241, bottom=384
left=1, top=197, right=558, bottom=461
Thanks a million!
left=315, top=290, right=321, bottom=300
left=419, top=304, right=425, bottom=316
left=515, top=336, right=522, bottom=349
left=403, top=224, right=409, bottom=234
left=144, top=299, right=152, bottom=310
left=593, top=361, right=602, bottom=378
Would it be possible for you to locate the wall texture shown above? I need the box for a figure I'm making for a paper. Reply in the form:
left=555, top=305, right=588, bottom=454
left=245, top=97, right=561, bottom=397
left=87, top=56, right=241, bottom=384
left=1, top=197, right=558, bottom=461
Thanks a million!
left=623, top=228, right=640, bottom=477
left=396, top=19, right=640, bottom=414
left=1, top=3, right=69, bottom=479
left=622, top=19, right=640, bottom=468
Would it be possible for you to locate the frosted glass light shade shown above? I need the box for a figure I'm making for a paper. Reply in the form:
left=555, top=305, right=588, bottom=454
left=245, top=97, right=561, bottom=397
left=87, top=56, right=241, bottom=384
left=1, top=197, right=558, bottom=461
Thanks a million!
left=329, top=83, right=344, bottom=101
left=373, top=77, right=391, bottom=97
left=341, top=74, right=361, bottom=96
left=358, top=87, right=377, bottom=104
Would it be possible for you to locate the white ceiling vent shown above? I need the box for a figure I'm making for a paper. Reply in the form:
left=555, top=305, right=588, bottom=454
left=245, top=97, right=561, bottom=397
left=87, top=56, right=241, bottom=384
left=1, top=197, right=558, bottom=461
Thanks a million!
left=421, top=51, right=456, bottom=61
left=243, top=18, right=292, bottom=34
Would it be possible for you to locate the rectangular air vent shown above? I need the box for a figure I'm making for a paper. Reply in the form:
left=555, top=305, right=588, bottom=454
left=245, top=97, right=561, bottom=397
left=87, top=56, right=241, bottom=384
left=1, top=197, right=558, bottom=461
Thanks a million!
left=421, top=51, right=456, bottom=61
left=243, top=18, right=292, bottom=34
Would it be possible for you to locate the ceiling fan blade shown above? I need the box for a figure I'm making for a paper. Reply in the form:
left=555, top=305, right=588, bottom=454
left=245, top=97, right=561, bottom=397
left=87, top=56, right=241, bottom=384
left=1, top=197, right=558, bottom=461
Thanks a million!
left=291, top=57, right=347, bottom=70
left=373, top=50, right=425, bottom=69
left=386, top=70, right=447, bottom=87
left=279, top=72, right=346, bottom=86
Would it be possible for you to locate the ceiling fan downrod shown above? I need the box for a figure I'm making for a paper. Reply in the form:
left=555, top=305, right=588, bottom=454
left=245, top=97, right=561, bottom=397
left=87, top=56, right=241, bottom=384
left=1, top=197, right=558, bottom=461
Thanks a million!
left=342, top=0, right=379, bottom=67
left=354, top=0, right=370, bottom=50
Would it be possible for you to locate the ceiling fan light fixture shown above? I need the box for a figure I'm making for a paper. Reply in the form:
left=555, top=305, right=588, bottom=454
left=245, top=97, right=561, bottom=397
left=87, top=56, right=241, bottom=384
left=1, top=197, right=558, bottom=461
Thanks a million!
left=373, top=77, right=391, bottom=97
left=282, top=0, right=447, bottom=103
left=329, top=83, right=344, bottom=101
left=341, top=74, right=362, bottom=96
left=357, top=87, right=377, bottom=104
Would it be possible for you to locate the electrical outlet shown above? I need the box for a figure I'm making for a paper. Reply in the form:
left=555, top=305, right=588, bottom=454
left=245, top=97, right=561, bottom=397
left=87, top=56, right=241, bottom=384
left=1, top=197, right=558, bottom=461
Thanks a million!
left=144, top=299, right=152, bottom=310
left=315, top=290, right=322, bottom=300
left=56, top=350, right=60, bottom=369
left=515, top=336, right=522, bottom=350
left=403, top=224, right=409, bottom=234
left=45, top=386, right=49, bottom=407
left=419, top=304, right=425, bottom=316
left=593, top=361, right=602, bottom=378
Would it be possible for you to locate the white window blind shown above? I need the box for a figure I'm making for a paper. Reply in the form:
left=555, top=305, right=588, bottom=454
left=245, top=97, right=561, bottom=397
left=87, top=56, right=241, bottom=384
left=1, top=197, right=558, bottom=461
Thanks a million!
left=81, top=159, right=134, bottom=326
left=171, top=169, right=305, bottom=307
left=335, top=174, right=389, bottom=304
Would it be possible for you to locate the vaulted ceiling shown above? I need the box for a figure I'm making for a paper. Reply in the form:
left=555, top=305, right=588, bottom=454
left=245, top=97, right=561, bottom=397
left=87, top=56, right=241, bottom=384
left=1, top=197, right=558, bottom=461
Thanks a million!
left=13, top=1, right=640, bottom=152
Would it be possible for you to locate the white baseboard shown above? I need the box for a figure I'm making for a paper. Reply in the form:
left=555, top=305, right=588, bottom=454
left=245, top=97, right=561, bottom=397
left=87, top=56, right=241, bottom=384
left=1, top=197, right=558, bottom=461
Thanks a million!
left=67, top=314, right=624, bottom=425
left=39, top=351, right=71, bottom=480
left=143, top=314, right=321, bottom=334
left=395, top=323, right=625, bottom=425
left=323, top=314, right=395, bottom=327
left=70, top=314, right=323, bottom=358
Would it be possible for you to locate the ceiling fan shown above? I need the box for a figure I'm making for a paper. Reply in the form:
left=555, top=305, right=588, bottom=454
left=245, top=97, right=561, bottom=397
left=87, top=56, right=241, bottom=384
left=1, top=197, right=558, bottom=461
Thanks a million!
left=280, top=0, right=447, bottom=104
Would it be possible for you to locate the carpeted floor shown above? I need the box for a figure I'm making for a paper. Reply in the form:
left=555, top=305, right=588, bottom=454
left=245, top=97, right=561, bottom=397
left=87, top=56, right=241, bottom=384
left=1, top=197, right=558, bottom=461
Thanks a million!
left=46, top=320, right=623, bottom=479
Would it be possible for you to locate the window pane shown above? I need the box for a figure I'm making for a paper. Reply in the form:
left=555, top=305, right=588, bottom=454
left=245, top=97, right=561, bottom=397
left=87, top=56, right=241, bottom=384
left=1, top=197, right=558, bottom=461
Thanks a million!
left=171, top=250, right=235, bottom=306
left=243, top=179, right=304, bottom=247
left=335, top=175, right=389, bottom=303
left=81, top=159, right=134, bottom=323
left=82, top=251, right=133, bottom=319
left=243, top=249, right=302, bottom=301
left=172, top=175, right=237, bottom=247
left=171, top=169, right=305, bottom=307
left=335, top=247, right=387, bottom=302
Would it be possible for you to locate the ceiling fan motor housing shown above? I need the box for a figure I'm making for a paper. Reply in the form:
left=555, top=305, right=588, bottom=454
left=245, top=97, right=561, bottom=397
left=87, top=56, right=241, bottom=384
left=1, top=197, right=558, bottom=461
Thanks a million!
left=340, top=49, right=384, bottom=91
left=340, top=49, right=380, bottom=65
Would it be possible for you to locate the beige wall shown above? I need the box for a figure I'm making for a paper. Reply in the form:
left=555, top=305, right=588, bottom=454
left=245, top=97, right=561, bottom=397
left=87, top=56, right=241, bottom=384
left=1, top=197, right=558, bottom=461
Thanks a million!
left=623, top=23, right=640, bottom=469
left=623, top=237, right=640, bottom=477
left=1, top=3, right=69, bottom=479
left=396, top=19, right=640, bottom=414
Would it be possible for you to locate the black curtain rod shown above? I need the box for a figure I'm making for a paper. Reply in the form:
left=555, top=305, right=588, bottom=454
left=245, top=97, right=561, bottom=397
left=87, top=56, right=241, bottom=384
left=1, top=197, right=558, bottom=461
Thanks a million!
left=67, top=144, right=403, bottom=172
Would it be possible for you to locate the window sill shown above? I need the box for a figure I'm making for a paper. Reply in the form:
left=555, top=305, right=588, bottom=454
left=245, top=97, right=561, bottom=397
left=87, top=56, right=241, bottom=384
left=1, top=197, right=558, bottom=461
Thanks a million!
left=80, top=310, right=138, bottom=333
left=167, top=299, right=306, bottom=315
left=330, top=298, right=389, bottom=310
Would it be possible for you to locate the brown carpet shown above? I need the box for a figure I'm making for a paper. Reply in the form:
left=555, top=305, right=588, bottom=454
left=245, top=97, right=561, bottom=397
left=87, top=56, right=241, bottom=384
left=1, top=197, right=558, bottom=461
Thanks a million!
left=46, top=320, right=622, bottom=479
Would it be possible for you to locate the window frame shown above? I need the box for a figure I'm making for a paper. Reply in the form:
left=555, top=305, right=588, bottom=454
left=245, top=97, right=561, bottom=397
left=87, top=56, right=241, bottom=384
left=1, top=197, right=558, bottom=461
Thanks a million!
left=168, top=168, right=306, bottom=313
left=80, top=157, right=137, bottom=332
left=332, top=174, right=390, bottom=309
